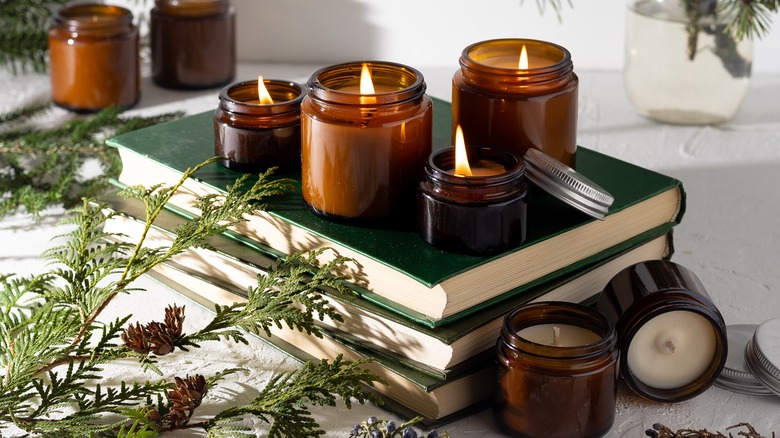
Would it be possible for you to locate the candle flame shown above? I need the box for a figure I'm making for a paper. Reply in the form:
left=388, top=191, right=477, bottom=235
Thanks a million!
left=454, top=125, right=472, bottom=177
left=360, top=63, right=375, bottom=94
left=518, top=45, right=529, bottom=69
left=257, top=75, right=274, bottom=104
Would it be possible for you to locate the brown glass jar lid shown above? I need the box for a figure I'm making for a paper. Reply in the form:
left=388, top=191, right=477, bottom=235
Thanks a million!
left=745, top=318, right=780, bottom=396
left=715, top=324, right=775, bottom=396
left=523, top=148, right=614, bottom=220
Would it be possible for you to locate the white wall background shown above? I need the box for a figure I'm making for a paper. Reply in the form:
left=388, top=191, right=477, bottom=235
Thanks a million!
left=232, top=0, right=780, bottom=73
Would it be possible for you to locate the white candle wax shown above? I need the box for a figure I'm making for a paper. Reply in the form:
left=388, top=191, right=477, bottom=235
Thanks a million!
left=517, top=324, right=601, bottom=347
left=627, top=310, right=717, bottom=389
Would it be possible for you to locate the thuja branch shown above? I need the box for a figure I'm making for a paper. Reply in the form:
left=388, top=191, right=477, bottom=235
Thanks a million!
left=65, top=164, right=291, bottom=349
left=204, top=356, right=383, bottom=437
left=0, top=0, right=70, bottom=73
left=179, top=249, right=352, bottom=349
left=0, top=101, right=182, bottom=220
left=0, top=156, right=381, bottom=436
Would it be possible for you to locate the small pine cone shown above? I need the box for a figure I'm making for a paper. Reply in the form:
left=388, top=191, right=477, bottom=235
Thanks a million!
left=123, top=305, right=186, bottom=356
left=121, top=322, right=152, bottom=354
left=166, top=374, right=208, bottom=428
left=166, top=404, right=191, bottom=429
left=146, top=321, right=177, bottom=356
left=169, top=374, right=208, bottom=410
left=142, top=405, right=162, bottom=428
left=164, top=304, right=185, bottom=338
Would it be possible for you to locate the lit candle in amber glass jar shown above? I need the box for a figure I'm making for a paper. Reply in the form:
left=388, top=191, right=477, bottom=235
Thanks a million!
left=417, top=126, right=527, bottom=255
left=151, top=0, right=235, bottom=89
left=214, top=77, right=305, bottom=173
left=453, top=38, right=578, bottom=167
left=301, top=61, right=433, bottom=221
left=48, top=3, right=139, bottom=112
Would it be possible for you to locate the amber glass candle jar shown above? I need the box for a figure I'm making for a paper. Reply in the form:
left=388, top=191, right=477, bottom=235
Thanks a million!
left=301, top=61, right=433, bottom=221
left=453, top=38, right=578, bottom=167
left=214, top=79, right=306, bottom=173
left=418, top=147, right=527, bottom=255
left=495, top=302, right=618, bottom=438
left=151, top=0, right=235, bottom=89
left=48, top=4, right=139, bottom=112
left=598, top=260, right=728, bottom=402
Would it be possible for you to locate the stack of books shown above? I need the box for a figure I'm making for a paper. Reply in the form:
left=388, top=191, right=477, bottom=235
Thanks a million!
left=105, top=98, right=685, bottom=423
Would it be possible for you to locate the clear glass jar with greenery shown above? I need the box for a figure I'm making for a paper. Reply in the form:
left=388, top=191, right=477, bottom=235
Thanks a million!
left=624, top=0, right=776, bottom=124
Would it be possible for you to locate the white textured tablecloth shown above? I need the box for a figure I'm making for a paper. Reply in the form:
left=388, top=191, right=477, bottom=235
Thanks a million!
left=2, top=64, right=779, bottom=436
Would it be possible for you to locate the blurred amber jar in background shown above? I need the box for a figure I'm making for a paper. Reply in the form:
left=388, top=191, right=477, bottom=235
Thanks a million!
left=151, top=0, right=235, bottom=89
left=48, top=4, right=139, bottom=112
left=453, top=38, right=578, bottom=167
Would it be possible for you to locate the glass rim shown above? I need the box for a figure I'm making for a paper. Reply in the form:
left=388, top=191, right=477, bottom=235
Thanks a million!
left=219, top=79, right=306, bottom=115
left=460, top=38, right=572, bottom=75
left=502, top=301, right=616, bottom=359
left=55, top=3, right=134, bottom=29
left=306, top=60, right=426, bottom=106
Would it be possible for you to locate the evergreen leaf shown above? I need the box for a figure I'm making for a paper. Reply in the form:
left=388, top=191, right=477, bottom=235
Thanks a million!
left=0, top=146, right=383, bottom=435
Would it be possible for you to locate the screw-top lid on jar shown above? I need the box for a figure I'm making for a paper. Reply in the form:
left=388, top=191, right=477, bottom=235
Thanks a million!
left=715, top=324, right=776, bottom=396
left=523, top=148, right=614, bottom=220
left=745, top=318, right=780, bottom=396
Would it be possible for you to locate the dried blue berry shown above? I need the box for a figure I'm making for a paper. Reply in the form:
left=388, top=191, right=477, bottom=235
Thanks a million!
left=386, top=421, right=397, bottom=433
left=368, top=416, right=378, bottom=425
left=427, top=430, right=439, bottom=438
left=402, top=427, right=418, bottom=438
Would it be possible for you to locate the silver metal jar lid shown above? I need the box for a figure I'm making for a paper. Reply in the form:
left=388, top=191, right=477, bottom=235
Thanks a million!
left=746, top=318, right=780, bottom=396
left=523, top=148, right=614, bottom=220
left=715, top=324, right=775, bottom=396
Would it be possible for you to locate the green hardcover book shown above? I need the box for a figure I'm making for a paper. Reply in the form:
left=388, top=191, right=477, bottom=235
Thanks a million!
left=101, top=190, right=674, bottom=374
left=107, top=98, right=685, bottom=325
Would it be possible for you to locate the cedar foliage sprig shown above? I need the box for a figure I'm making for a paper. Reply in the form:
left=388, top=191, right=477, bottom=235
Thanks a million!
left=0, top=101, right=182, bottom=220
left=0, top=0, right=70, bottom=74
left=179, top=249, right=351, bottom=350
left=203, top=356, right=382, bottom=438
left=0, top=158, right=383, bottom=436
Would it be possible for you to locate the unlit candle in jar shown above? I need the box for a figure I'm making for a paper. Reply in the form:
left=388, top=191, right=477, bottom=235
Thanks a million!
left=518, top=324, right=601, bottom=347
left=627, top=310, right=717, bottom=389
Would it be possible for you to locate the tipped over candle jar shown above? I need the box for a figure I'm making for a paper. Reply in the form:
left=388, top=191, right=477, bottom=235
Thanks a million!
left=598, top=260, right=728, bottom=402
left=495, top=302, right=618, bottom=438
left=214, top=78, right=305, bottom=173
left=301, top=61, right=433, bottom=221
left=417, top=144, right=527, bottom=255
left=151, top=0, right=236, bottom=89
left=453, top=38, right=578, bottom=167
left=48, top=3, right=139, bottom=112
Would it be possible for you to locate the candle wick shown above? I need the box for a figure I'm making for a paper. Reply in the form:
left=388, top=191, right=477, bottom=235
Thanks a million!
left=552, top=325, right=561, bottom=347
left=666, top=340, right=676, bottom=353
